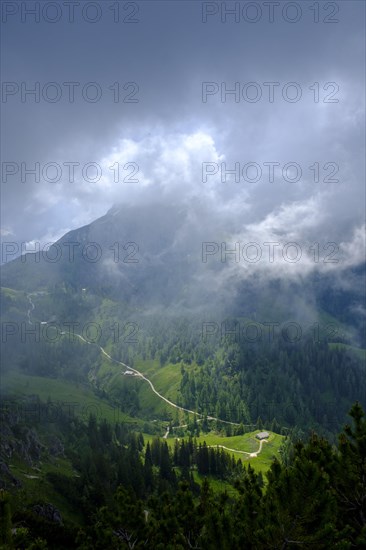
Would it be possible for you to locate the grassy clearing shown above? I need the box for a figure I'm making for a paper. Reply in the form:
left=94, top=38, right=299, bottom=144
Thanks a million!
left=1, top=370, right=139, bottom=425
left=96, top=355, right=197, bottom=420
left=328, top=342, right=366, bottom=362
left=191, top=470, right=238, bottom=497
left=145, top=430, right=284, bottom=475
left=8, top=455, right=83, bottom=524
left=133, top=358, right=196, bottom=403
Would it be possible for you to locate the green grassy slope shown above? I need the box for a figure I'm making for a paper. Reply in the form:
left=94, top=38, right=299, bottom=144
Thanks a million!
left=146, top=430, right=284, bottom=475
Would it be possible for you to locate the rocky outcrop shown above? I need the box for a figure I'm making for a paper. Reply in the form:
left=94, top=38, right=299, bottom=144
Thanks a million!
left=0, top=460, right=21, bottom=488
left=32, top=503, right=63, bottom=524
left=0, top=408, right=45, bottom=465
left=47, top=436, right=65, bottom=458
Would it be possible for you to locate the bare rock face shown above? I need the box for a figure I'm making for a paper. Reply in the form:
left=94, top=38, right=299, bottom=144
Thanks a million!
left=0, top=460, right=22, bottom=488
left=0, top=408, right=45, bottom=465
left=20, top=428, right=44, bottom=464
left=32, top=503, right=63, bottom=524
left=47, top=436, right=65, bottom=457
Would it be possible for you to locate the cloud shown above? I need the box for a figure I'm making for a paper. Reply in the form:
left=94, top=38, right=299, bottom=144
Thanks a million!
left=97, top=130, right=225, bottom=203
left=0, top=228, right=14, bottom=237
left=1, top=0, right=364, bottom=283
left=3, top=126, right=365, bottom=287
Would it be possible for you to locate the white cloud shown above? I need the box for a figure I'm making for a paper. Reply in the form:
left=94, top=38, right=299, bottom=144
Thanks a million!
left=0, top=228, right=14, bottom=237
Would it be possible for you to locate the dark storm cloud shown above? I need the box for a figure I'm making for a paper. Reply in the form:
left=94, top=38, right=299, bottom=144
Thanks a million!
left=1, top=1, right=365, bottom=273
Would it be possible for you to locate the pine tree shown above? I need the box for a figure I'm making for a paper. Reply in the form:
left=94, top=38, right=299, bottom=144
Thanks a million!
left=0, top=490, right=13, bottom=548
left=144, top=442, right=154, bottom=492
left=335, top=402, right=366, bottom=546
left=257, top=447, right=337, bottom=548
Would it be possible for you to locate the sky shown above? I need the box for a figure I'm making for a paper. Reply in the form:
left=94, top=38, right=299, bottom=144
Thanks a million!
left=1, top=0, right=365, bottom=273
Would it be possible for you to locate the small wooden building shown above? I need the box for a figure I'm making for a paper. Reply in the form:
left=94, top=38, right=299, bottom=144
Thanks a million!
left=256, top=431, right=269, bottom=440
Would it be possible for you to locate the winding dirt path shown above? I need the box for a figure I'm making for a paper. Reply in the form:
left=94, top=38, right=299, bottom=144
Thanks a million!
left=207, top=438, right=268, bottom=457
left=68, top=333, right=242, bottom=427
left=27, top=294, right=35, bottom=325
left=26, top=293, right=269, bottom=458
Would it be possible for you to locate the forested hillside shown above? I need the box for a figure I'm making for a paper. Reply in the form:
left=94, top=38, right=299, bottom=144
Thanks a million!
left=2, top=285, right=365, bottom=440
left=1, top=401, right=365, bottom=548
